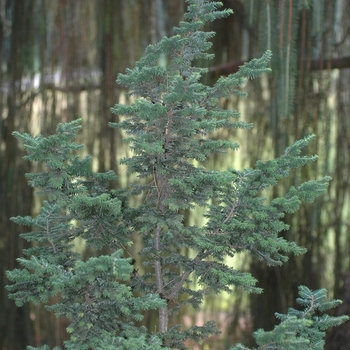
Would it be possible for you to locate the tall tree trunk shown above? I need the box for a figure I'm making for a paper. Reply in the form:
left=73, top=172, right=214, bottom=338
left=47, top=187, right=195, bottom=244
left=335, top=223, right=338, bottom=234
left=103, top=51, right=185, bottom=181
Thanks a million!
left=0, top=1, right=34, bottom=348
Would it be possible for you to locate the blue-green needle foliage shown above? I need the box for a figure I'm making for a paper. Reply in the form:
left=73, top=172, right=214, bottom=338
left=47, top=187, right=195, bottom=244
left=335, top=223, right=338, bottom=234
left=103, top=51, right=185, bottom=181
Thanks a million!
left=231, top=286, right=349, bottom=350
left=108, top=0, right=341, bottom=347
left=7, top=0, right=347, bottom=349
left=6, top=120, right=167, bottom=350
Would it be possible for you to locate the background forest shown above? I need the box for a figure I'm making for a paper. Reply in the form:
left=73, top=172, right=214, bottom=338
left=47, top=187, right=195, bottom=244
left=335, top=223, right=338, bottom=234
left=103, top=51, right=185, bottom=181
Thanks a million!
left=1, top=0, right=350, bottom=349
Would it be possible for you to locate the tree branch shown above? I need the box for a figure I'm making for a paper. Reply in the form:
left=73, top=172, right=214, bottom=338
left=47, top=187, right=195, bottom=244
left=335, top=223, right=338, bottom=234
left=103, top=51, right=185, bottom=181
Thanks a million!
left=209, top=55, right=350, bottom=78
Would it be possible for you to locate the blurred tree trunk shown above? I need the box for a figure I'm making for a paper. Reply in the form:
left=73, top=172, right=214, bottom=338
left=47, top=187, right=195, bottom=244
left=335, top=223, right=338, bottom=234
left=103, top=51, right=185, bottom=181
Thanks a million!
left=326, top=268, right=350, bottom=349
left=325, top=1, right=350, bottom=347
left=0, top=1, right=34, bottom=348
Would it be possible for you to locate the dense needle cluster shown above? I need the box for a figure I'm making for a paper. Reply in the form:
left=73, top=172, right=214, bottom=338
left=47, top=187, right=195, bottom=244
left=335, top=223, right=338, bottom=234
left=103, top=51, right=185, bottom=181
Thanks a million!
left=6, top=1, right=348, bottom=349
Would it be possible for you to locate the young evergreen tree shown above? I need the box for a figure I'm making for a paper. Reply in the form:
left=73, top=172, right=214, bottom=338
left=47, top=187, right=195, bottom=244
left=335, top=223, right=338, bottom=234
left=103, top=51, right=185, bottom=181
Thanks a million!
left=7, top=120, right=167, bottom=350
left=232, top=286, right=349, bottom=350
left=6, top=0, right=348, bottom=349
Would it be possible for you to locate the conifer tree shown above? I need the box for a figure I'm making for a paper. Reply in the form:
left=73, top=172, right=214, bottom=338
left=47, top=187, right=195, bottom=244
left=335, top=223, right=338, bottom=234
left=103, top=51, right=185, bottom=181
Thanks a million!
left=231, top=286, right=349, bottom=350
left=7, top=120, right=167, bottom=350
left=6, top=0, right=348, bottom=349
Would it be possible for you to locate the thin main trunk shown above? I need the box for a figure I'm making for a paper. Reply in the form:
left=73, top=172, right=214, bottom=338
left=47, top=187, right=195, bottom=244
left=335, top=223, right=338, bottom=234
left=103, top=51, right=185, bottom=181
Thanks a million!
left=154, top=225, right=168, bottom=333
